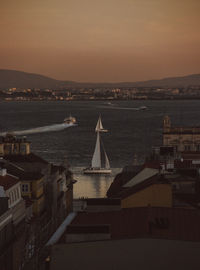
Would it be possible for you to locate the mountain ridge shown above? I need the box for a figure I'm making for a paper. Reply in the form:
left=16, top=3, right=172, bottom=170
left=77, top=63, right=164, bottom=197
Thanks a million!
left=0, top=69, right=200, bottom=89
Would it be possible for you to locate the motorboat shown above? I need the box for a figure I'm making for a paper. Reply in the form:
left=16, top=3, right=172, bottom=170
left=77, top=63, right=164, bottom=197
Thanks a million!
left=64, top=116, right=77, bottom=125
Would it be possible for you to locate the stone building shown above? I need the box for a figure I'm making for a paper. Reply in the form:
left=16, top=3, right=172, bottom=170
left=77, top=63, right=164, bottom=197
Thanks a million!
left=0, top=168, right=26, bottom=270
left=0, top=135, right=30, bottom=156
left=0, top=195, right=13, bottom=270
left=0, top=134, right=75, bottom=268
left=163, top=115, right=200, bottom=152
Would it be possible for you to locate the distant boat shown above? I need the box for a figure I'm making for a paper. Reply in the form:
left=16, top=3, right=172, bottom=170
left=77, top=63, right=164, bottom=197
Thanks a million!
left=64, top=115, right=77, bottom=125
left=104, top=102, right=117, bottom=106
left=0, top=116, right=77, bottom=136
left=83, top=116, right=111, bottom=174
left=138, top=106, right=147, bottom=110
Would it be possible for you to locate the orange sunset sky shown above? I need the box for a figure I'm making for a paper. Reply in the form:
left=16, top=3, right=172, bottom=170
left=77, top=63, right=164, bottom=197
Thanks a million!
left=0, top=0, right=200, bottom=82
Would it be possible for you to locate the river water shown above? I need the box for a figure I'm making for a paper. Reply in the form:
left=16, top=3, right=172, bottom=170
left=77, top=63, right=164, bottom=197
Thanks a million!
left=1, top=100, right=200, bottom=197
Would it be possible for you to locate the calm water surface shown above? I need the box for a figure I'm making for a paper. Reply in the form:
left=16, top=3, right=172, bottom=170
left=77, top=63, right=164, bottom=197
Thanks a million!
left=1, top=100, right=200, bottom=197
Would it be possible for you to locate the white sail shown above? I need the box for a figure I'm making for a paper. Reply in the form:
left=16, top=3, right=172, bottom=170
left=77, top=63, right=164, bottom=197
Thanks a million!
left=104, top=150, right=110, bottom=169
left=84, top=116, right=111, bottom=174
left=95, top=116, right=108, bottom=132
left=91, top=132, right=101, bottom=168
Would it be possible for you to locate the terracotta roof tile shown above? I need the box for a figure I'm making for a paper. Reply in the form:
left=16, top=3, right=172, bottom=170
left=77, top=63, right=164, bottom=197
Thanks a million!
left=0, top=174, right=19, bottom=190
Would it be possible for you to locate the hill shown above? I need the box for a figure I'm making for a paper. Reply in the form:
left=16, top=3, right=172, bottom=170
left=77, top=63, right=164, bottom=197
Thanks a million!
left=0, top=69, right=74, bottom=89
left=0, top=69, right=200, bottom=89
left=131, top=74, right=200, bottom=88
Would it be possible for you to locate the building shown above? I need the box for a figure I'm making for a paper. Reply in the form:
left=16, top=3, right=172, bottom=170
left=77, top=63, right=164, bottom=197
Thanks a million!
left=49, top=238, right=200, bottom=270
left=0, top=135, right=30, bottom=156
left=163, top=115, right=200, bottom=152
left=0, top=167, right=26, bottom=270
left=0, top=167, right=25, bottom=226
left=20, top=172, right=45, bottom=216
left=0, top=193, right=13, bottom=270
left=0, top=134, right=75, bottom=269
left=107, top=165, right=172, bottom=208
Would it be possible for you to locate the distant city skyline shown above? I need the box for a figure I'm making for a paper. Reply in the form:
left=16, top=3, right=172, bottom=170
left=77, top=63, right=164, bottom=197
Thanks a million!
left=1, top=0, right=200, bottom=82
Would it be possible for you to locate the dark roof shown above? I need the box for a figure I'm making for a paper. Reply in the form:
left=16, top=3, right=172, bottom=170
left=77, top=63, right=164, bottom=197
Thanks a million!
left=19, top=171, right=43, bottom=181
left=120, top=174, right=167, bottom=199
left=4, top=162, right=25, bottom=177
left=108, top=169, right=167, bottom=199
left=3, top=161, right=43, bottom=181
left=86, top=198, right=121, bottom=206
left=51, top=164, right=66, bottom=174
left=174, top=193, right=200, bottom=208
left=142, top=161, right=161, bottom=170
left=70, top=207, right=200, bottom=241
left=0, top=174, right=19, bottom=190
left=107, top=164, right=162, bottom=198
left=4, top=153, right=48, bottom=164
left=71, top=208, right=148, bottom=240
left=165, top=173, right=196, bottom=182
left=66, top=225, right=110, bottom=234
left=181, top=152, right=200, bottom=159
left=107, top=165, right=142, bottom=198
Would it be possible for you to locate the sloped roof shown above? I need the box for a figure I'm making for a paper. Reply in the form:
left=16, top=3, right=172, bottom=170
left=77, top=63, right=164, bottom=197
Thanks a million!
left=4, top=162, right=25, bottom=177
left=19, top=171, right=43, bottom=181
left=51, top=164, right=66, bottom=174
left=70, top=207, right=200, bottom=241
left=123, top=167, right=159, bottom=188
left=120, top=175, right=164, bottom=199
left=4, top=153, right=48, bottom=164
left=107, top=165, right=142, bottom=198
left=50, top=238, right=200, bottom=270
left=0, top=174, right=19, bottom=190
left=4, top=161, right=43, bottom=181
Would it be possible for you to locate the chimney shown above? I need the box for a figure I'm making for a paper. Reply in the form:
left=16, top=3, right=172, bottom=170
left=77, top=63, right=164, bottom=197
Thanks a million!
left=0, top=168, right=7, bottom=176
left=0, top=186, right=6, bottom=197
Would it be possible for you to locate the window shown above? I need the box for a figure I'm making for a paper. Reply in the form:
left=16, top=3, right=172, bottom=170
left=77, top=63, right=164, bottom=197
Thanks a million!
left=184, top=145, right=191, bottom=151
left=196, top=145, right=200, bottom=151
left=3, top=144, right=12, bottom=154
left=8, top=195, right=10, bottom=206
left=20, top=144, right=27, bottom=154
left=22, top=184, right=29, bottom=192
left=14, top=190, right=17, bottom=200
left=16, top=188, right=19, bottom=199
left=11, top=192, right=14, bottom=203
left=13, top=143, right=18, bottom=154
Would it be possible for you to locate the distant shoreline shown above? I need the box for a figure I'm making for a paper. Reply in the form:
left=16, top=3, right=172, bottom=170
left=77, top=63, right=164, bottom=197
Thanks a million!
left=1, top=97, right=200, bottom=102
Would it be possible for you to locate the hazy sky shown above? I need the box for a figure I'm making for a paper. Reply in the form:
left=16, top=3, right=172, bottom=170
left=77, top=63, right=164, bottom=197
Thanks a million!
left=1, top=0, right=200, bottom=82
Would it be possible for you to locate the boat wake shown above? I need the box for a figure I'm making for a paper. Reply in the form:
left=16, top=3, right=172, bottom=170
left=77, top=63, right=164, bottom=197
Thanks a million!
left=98, top=105, right=147, bottom=111
left=0, top=123, right=77, bottom=136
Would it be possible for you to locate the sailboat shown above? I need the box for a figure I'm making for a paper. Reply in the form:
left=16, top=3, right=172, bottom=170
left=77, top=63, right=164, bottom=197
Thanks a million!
left=83, top=116, right=112, bottom=174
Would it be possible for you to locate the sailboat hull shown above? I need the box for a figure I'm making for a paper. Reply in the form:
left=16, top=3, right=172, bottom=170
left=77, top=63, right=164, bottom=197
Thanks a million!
left=83, top=168, right=112, bottom=174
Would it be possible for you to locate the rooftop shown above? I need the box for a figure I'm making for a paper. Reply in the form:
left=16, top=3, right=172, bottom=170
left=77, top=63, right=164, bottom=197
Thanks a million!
left=0, top=174, right=19, bottom=190
left=69, top=207, right=200, bottom=241
left=4, top=153, right=48, bottom=165
left=50, top=239, right=200, bottom=270
left=123, top=167, right=159, bottom=188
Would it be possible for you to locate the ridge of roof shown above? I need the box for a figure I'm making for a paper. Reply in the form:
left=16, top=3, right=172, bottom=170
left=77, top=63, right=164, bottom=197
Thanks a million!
left=123, top=167, right=159, bottom=188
